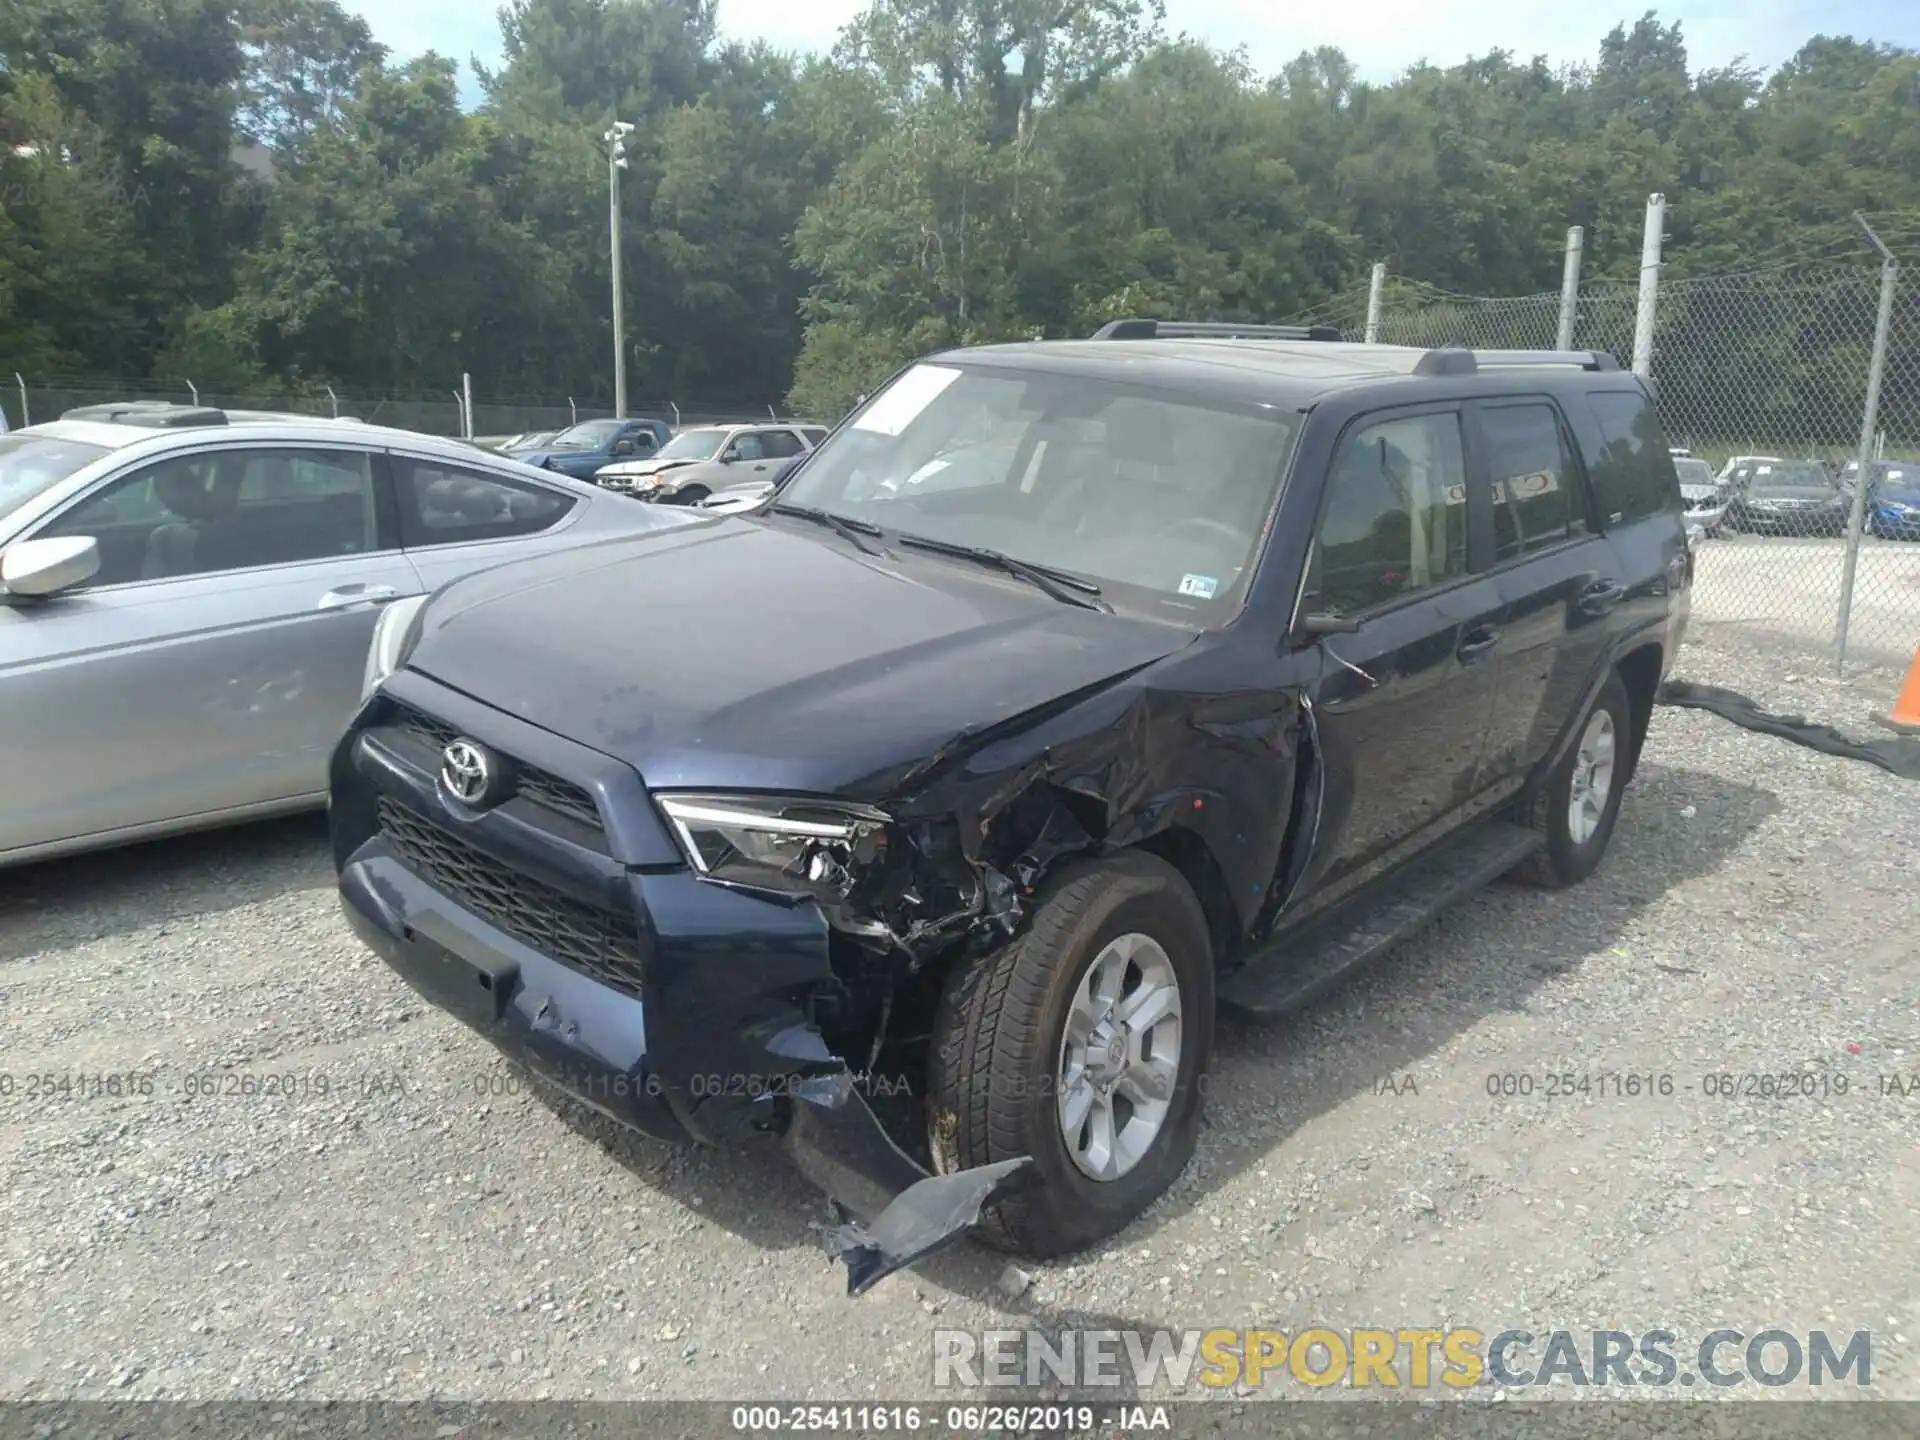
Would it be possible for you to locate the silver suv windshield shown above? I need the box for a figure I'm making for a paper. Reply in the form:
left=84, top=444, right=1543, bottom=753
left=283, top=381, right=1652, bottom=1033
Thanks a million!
left=654, top=428, right=730, bottom=461
left=0, top=434, right=111, bottom=529
left=779, top=362, right=1296, bottom=615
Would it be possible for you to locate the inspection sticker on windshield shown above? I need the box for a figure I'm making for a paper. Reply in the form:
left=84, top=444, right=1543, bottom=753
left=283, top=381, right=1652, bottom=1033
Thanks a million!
left=852, top=364, right=963, bottom=436
left=1178, top=573, right=1219, bottom=599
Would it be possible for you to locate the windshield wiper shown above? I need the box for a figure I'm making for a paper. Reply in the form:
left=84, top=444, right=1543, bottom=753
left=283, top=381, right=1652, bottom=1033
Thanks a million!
left=894, top=534, right=1113, bottom=612
left=769, top=502, right=888, bottom=557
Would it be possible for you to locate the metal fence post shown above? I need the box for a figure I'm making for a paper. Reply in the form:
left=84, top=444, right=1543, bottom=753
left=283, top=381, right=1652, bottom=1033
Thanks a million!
left=568, top=397, right=577, bottom=425
left=1364, top=262, right=1387, bottom=344
left=325, top=384, right=339, bottom=418
left=1632, top=195, right=1665, bottom=376
left=184, top=379, right=199, bottom=406
left=14, top=373, right=27, bottom=427
left=1556, top=226, right=1584, bottom=351
left=1833, top=214, right=1899, bottom=672
left=463, top=372, right=474, bottom=439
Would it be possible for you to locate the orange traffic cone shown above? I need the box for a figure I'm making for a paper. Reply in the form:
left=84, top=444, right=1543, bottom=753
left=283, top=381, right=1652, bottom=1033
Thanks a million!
left=1878, top=644, right=1920, bottom=735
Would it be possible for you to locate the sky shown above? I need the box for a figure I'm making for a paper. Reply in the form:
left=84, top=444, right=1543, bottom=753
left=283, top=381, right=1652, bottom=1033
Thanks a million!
left=340, top=0, right=1920, bottom=108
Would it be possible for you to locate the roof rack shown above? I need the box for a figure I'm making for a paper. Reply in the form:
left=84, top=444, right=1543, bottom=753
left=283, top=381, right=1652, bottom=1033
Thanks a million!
left=1411, top=347, right=1621, bottom=376
left=1089, top=319, right=1346, bottom=343
left=61, top=401, right=230, bottom=429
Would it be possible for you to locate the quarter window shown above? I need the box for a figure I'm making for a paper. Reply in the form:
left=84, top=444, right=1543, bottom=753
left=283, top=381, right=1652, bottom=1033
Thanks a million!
left=758, top=430, right=805, bottom=459
left=391, top=458, right=575, bottom=546
left=1307, top=411, right=1470, bottom=617
left=1482, top=404, right=1581, bottom=561
left=1581, top=390, right=1678, bottom=525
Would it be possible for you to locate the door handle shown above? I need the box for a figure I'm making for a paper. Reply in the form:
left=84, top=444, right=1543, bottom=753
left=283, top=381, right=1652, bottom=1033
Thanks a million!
left=1457, top=627, right=1501, bottom=662
left=316, top=584, right=402, bottom=611
left=1579, top=580, right=1628, bottom=616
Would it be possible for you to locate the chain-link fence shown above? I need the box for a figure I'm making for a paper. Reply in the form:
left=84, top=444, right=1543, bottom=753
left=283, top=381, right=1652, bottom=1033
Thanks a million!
left=1, top=376, right=808, bottom=444
left=1299, top=241, right=1920, bottom=675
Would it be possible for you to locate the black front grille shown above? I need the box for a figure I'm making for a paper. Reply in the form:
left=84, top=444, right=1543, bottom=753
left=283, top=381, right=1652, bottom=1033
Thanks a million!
left=389, top=702, right=603, bottom=835
left=376, top=798, right=646, bottom=997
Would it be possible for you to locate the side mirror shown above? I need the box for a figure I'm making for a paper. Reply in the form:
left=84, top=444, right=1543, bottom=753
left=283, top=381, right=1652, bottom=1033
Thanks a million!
left=2, top=535, right=101, bottom=598
left=1296, top=610, right=1362, bottom=638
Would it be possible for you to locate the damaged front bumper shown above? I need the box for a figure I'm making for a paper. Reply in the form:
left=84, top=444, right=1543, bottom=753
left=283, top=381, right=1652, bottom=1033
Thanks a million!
left=336, top=842, right=1029, bottom=1295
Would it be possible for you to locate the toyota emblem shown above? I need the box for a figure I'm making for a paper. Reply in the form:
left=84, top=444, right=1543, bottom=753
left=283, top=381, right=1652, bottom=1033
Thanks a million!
left=440, top=738, right=496, bottom=805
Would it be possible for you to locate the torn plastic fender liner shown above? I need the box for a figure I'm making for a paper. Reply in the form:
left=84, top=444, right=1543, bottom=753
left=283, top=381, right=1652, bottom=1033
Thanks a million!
left=783, top=1072, right=1032, bottom=1296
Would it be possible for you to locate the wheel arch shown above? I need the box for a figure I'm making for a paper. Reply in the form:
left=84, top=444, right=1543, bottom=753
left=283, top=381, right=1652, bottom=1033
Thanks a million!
left=1614, top=641, right=1664, bottom=785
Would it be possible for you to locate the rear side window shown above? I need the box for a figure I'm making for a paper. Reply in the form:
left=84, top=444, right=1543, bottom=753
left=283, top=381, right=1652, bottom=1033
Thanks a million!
left=392, top=457, right=576, bottom=546
left=1482, top=404, right=1582, bottom=561
left=1582, top=390, right=1679, bottom=525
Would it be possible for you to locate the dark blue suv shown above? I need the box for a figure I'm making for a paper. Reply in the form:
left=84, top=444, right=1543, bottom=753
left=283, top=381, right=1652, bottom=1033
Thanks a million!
left=511, top=417, right=672, bottom=480
left=331, top=322, right=1689, bottom=1293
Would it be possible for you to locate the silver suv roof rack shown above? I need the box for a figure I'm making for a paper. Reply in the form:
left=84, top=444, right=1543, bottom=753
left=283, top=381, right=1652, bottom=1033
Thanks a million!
left=1412, top=347, right=1621, bottom=376
left=1089, top=319, right=1347, bottom=343
left=61, top=401, right=230, bottom=429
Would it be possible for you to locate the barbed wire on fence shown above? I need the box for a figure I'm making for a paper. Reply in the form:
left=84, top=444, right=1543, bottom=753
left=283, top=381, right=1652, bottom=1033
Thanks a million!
left=1, top=374, right=808, bottom=438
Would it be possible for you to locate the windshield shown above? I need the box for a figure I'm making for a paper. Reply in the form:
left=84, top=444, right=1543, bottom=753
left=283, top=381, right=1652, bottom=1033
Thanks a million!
left=0, top=434, right=111, bottom=528
left=1751, top=461, right=1832, bottom=491
left=549, top=420, right=625, bottom=449
left=779, top=362, right=1297, bottom=615
left=654, top=428, right=730, bottom=461
left=1673, top=459, right=1716, bottom=486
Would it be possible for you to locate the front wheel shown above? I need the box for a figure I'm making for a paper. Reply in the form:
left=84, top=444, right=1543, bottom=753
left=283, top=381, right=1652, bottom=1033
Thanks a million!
left=1509, top=671, right=1634, bottom=888
left=926, top=852, right=1215, bottom=1258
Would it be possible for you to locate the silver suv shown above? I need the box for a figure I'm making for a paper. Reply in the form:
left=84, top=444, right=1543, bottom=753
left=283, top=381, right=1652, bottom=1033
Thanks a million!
left=594, top=422, right=829, bottom=503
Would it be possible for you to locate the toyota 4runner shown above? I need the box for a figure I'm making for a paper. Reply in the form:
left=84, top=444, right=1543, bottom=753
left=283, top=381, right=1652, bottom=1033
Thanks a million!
left=329, top=321, right=1690, bottom=1293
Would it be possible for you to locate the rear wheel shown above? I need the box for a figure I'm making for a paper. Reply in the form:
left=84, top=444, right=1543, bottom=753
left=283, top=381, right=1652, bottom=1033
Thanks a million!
left=925, top=852, right=1214, bottom=1258
left=1509, top=672, right=1633, bottom=888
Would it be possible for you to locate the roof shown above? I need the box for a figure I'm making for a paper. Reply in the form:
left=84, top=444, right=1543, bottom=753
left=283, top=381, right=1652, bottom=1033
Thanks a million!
left=945, top=334, right=1631, bottom=408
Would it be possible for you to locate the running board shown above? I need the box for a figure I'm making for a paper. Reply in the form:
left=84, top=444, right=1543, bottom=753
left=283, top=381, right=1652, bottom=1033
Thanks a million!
left=1219, top=821, right=1544, bottom=1017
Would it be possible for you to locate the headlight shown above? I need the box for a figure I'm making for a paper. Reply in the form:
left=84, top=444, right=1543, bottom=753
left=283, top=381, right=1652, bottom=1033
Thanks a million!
left=361, top=593, right=431, bottom=702
left=656, top=793, right=890, bottom=899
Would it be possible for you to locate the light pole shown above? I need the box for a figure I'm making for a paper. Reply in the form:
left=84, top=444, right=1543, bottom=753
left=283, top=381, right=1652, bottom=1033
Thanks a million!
left=604, top=120, right=634, bottom=419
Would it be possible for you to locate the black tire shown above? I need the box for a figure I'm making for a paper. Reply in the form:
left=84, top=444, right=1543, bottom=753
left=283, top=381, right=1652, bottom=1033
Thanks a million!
left=674, top=485, right=709, bottom=504
left=1509, top=671, right=1634, bottom=888
left=925, top=852, right=1215, bottom=1258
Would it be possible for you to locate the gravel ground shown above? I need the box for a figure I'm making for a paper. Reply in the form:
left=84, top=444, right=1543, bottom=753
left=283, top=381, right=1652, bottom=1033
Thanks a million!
left=0, top=632, right=1915, bottom=1409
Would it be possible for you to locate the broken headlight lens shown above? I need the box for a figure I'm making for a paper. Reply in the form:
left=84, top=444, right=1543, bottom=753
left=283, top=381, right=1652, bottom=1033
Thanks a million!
left=655, top=794, right=890, bottom=899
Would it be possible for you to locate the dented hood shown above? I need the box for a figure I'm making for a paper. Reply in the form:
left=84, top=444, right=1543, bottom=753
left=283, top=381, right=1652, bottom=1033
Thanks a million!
left=405, top=517, right=1192, bottom=795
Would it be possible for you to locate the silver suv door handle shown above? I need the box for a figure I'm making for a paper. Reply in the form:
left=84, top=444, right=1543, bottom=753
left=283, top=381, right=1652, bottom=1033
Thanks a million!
left=317, top=584, right=402, bottom=611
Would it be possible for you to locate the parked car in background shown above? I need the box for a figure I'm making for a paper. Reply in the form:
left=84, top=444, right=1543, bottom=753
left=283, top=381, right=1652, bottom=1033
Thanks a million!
left=330, top=325, right=1687, bottom=1289
left=1725, top=459, right=1849, bottom=536
left=476, top=430, right=560, bottom=454
left=1717, top=454, right=1782, bottom=488
left=1672, top=455, right=1728, bottom=536
left=0, top=404, right=700, bottom=867
left=1845, top=460, right=1920, bottom=539
left=594, top=423, right=828, bottom=503
left=512, top=418, right=673, bottom=479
